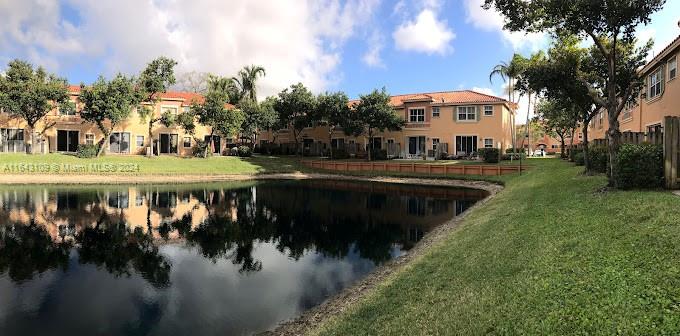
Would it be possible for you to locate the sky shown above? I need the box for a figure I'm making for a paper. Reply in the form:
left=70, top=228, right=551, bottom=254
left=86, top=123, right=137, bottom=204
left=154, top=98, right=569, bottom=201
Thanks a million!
left=1, top=0, right=679, bottom=122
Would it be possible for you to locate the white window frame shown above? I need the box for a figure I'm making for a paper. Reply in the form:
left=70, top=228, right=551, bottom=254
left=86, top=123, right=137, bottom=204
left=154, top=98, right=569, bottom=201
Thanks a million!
left=160, top=105, right=179, bottom=116
left=483, top=105, right=494, bottom=117
left=409, top=108, right=426, bottom=123
left=183, top=136, right=192, bottom=148
left=136, top=135, right=145, bottom=147
left=432, top=106, right=440, bottom=118
left=648, top=67, right=663, bottom=99
left=432, top=138, right=440, bottom=151
left=85, top=133, right=95, bottom=145
left=483, top=138, right=494, bottom=148
left=669, top=56, right=677, bottom=81
left=456, top=106, right=477, bottom=122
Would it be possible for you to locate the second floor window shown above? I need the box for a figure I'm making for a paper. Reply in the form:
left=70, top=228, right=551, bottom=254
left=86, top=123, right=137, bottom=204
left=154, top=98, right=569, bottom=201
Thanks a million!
left=669, top=56, right=677, bottom=80
left=457, top=106, right=476, bottom=121
left=432, top=107, right=440, bottom=118
left=161, top=106, right=179, bottom=115
left=484, top=105, right=493, bottom=116
left=648, top=67, right=663, bottom=99
left=409, top=108, right=425, bottom=123
left=60, top=101, right=76, bottom=116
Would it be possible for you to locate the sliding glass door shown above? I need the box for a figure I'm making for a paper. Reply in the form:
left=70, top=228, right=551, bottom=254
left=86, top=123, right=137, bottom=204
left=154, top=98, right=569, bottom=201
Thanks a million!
left=109, top=132, right=130, bottom=154
left=159, top=133, right=178, bottom=154
left=407, top=136, right=426, bottom=158
left=57, top=130, right=79, bottom=152
left=455, top=136, right=478, bottom=155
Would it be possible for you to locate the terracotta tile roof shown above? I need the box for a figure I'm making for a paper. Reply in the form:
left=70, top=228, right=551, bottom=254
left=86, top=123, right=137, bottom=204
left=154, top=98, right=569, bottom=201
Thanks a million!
left=641, top=33, right=680, bottom=74
left=350, top=90, right=509, bottom=107
left=67, top=85, right=234, bottom=108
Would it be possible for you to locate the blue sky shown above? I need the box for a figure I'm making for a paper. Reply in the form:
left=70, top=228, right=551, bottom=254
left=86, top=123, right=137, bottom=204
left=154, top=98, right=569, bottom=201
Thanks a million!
left=1, top=0, right=679, bottom=120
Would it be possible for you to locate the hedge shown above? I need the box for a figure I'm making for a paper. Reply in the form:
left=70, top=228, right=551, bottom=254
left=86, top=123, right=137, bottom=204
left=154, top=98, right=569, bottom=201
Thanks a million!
left=76, top=144, right=99, bottom=158
left=614, top=144, right=664, bottom=189
left=478, top=148, right=500, bottom=163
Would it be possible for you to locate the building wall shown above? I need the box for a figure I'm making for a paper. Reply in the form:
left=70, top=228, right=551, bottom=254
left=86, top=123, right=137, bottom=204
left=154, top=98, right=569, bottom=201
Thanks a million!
left=0, top=91, right=235, bottom=156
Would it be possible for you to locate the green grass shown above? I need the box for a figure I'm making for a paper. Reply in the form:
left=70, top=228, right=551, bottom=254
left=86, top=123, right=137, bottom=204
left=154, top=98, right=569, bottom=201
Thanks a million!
left=313, top=159, right=680, bottom=335
left=0, top=153, right=308, bottom=175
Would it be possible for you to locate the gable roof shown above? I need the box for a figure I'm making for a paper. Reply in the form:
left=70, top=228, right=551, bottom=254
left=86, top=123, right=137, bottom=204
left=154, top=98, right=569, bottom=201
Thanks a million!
left=641, top=33, right=680, bottom=74
left=350, top=90, right=510, bottom=108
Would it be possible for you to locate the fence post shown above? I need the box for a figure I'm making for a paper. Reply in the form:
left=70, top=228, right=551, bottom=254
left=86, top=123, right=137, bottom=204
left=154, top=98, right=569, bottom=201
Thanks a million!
left=665, top=117, right=674, bottom=189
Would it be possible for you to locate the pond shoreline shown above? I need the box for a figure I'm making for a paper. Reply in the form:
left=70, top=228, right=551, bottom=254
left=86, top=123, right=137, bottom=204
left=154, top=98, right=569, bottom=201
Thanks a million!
left=260, top=176, right=503, bottom=336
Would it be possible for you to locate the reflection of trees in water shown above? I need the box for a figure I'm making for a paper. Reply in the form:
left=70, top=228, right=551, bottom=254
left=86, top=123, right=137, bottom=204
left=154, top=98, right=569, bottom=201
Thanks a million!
left=1, top=182, right=478, bottom=284
left=0, top=220, right=71, bottom=282
left=77, top=213, right=171, bottom=288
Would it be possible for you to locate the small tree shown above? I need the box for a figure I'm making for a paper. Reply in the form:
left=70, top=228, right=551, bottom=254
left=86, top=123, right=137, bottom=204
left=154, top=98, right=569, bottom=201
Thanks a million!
left=483, top=0, right=663, bottom=187
left=239, top=97, right=278, bottom=147
left=274, top=83, right=316, bottom=156
left=344, top=88, right=405, bottom=161
left=535, top=99, right=579, bottom=158
left=79, top=74, right=142, bottom=156
left=136, top=57, right=178, bottom=156
left=0, top=59, right=71, bottom=154
left=190, top=88, right=245, bottom=157
left=313, top=91, right=351, bottom=158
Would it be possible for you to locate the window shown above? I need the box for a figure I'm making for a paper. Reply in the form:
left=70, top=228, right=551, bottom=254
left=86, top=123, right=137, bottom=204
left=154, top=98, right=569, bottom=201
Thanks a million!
left=109, top=132, right=131, bottom=154
left=669, top=56, right=677, bottom=80
left=432, top=107, right=440, bottom=118
left=136, top=135, right=144, bottom=147
left=484, top=138, right=494, bottom=148
left=226, top=138, right=234, bottom=144
left=161, top=106, right=178, bottom=115
left=578, top=133, right=583, bottom=140
left=483, top=105, right=493, bottom=116
left=457, top=106, right=476, bottom=121
left=183, top=106, right=190, bottom=114
left=432, top=138, right=440, bottom=151
left=648, top=67, right=663, bottom=99
left=183, top=137, right=192, bottom=148
left=85, top=134, right=94, bottom=145
left=598, top=112, right=604, bottom=128
left=59, top=103, right=76, bottom=116
left=409, top=108, right=425, bottom=123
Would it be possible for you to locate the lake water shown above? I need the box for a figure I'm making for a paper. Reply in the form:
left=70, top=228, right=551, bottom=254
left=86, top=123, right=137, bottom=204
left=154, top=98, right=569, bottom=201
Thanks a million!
left=0, top=180, right=486, bottom=335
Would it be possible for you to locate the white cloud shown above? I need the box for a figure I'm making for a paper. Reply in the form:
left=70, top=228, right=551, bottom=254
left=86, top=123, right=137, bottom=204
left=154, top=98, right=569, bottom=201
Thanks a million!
left=471, top=86, right=496, bottom=97
left=0, top=0, right=382, bottom=98
left=392, top=9, right=455, bottom=55
left=463, top=0, right=546, bottom=51
left=362, top=31, right=386, bottom=68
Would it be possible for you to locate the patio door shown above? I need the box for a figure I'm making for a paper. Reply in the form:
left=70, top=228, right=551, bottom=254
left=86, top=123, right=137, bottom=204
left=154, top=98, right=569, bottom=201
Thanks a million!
left=408, top=136, right=426, bottom=157
left=204, top=135, right=221, bottom=154
left=1, top=128, right=25, bottom=153
left=455, top=136, right=478, bottom=155
left=160, top=133, right=178, bottom=154
left=109, top=132, right=130, bottom=154
left=57, top=130, right=79, bottom=152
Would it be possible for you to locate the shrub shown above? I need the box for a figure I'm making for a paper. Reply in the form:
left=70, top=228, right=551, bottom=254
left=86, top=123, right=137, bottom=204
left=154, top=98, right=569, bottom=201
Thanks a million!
left=506, top=148, right=525, bottom=154
left=77, top=144, right=99, bottom=158
left=192, top=140, right=211, bottom=158
left=238, top=145, right=252, bottom=157
left=370, top=148, right=387, bottom=161
left=331, top=148, right=350, bottom=160
left=589, top=146, right=609, bottom=174
left=478, top=148, right=500, bottom=163
left=501, top=153, right=525, bottom=161
left=574, top=151, right=585, bottom=166
left=614, top=143, right=664, bottom=189
left=230, top=147, right=239, bottom=156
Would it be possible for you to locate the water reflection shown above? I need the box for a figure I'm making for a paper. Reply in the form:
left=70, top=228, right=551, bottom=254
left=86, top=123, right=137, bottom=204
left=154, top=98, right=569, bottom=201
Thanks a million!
left=0, top=180, right=486, bottom=335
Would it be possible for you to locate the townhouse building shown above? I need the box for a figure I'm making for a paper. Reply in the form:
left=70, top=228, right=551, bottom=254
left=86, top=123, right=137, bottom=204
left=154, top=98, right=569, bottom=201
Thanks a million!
left=0, top=86, right=234, bottom=156
left=260, top=90, right=516, bottom=159
left=574, top=34, right=679, bottom=144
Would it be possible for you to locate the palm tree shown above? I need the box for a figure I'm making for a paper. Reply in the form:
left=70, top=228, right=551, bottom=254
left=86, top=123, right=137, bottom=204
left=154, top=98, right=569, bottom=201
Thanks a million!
left=490, top=54, right=525, bottom=155
left=233, top=65, right=266, bottom=102
left=208, top=75, right=240, bottom=104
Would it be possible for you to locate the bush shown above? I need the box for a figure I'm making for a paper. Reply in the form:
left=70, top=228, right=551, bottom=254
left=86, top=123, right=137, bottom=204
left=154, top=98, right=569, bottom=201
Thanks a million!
left=238, top=145, right=252, bottom=157
left=614, top=143, right=664, bottom=189
left=501, top=153, right=525, bottom=161
left=478, top=148, right=500, bottom=163
left=192, top=140, right=211, bottom=158
left=77, top=144, right=99, bottom=158
left=370, top=148, right=387, bottom=161
left=230, top=147, right=239, bottom=156
left=574, top=151, right=585, bottom=166
left=331, top=148, right=350, bottom=160
left=589, top=146, right=609, bottom=174
left=506, top=148, right=525, bottom=154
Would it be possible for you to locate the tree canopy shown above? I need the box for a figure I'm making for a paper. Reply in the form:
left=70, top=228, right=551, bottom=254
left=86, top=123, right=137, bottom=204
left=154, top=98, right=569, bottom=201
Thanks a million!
left=0, top=59, right=71, bottom=153
left=274, top=83, right=317, bottom=155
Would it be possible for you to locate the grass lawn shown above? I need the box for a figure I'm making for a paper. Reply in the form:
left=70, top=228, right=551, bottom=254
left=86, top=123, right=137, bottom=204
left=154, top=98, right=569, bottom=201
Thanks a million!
left=313, top=158, right=680, bottom=335
left=0, top=153, right=308, bottom=175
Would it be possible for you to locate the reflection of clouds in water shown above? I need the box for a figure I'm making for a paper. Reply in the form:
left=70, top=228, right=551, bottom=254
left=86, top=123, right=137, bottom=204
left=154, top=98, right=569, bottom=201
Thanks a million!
left=0, top=269, right=58, bottom=321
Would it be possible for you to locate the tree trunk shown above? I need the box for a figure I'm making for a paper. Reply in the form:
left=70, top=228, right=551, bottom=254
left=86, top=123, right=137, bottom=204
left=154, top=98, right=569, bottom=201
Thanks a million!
left=607, top=109, right=621, bottom=183
left=367, top=129, right=373, bottom=161
left=147, top=119, right=155, bottom=157
left=582, top=120, right=590, bottom=171
left=559, top=134, right=565, bottom=158
left=293, top=129, right=301, bottom=156
left=97, top=130, right=110, bottom=157
left=27, top=123, right=36, bottom=154
left=328, top=127, right=334, bottom=159
left=568, top=128, right=575, bottom=160
left=205, top=129, right=214, bottom=158
left=524, top=93, right=531, bottom=155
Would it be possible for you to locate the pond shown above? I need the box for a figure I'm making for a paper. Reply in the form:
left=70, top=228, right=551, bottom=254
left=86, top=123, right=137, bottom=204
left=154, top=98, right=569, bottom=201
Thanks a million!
left=0, top=179, right=487, bottom=335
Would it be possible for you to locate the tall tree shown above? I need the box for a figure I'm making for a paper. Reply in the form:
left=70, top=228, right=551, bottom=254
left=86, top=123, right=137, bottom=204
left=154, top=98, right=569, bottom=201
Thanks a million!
left=344, top=88, right=405, bottom=161
left=274, top=83, right=317, bottom=156
left=233, top=65, right=266, bottom=102
left=239, top=96, right=278, bottom=147
left=313, top=91, right=351, bottom=159
left=483, top=0, right=664, bottom=187
left=79, top=74, right=142, bottom=156
left=535, top=99, right=580, bottom=158
left=0, top=59, right=71, bottom=154
left=490, top=54, right=526, bottom=155
left=189, top=87, right=245, bottom=157
left=136, top=57, right=178, bottom=156
left=208, top=75, right=241, bottom=105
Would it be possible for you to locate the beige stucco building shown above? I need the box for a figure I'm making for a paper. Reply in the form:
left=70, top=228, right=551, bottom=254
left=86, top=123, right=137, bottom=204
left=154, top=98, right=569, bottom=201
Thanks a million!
left=0, top=86, right=235, bottom=156
left=260, top=90, right=517, bottom=159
